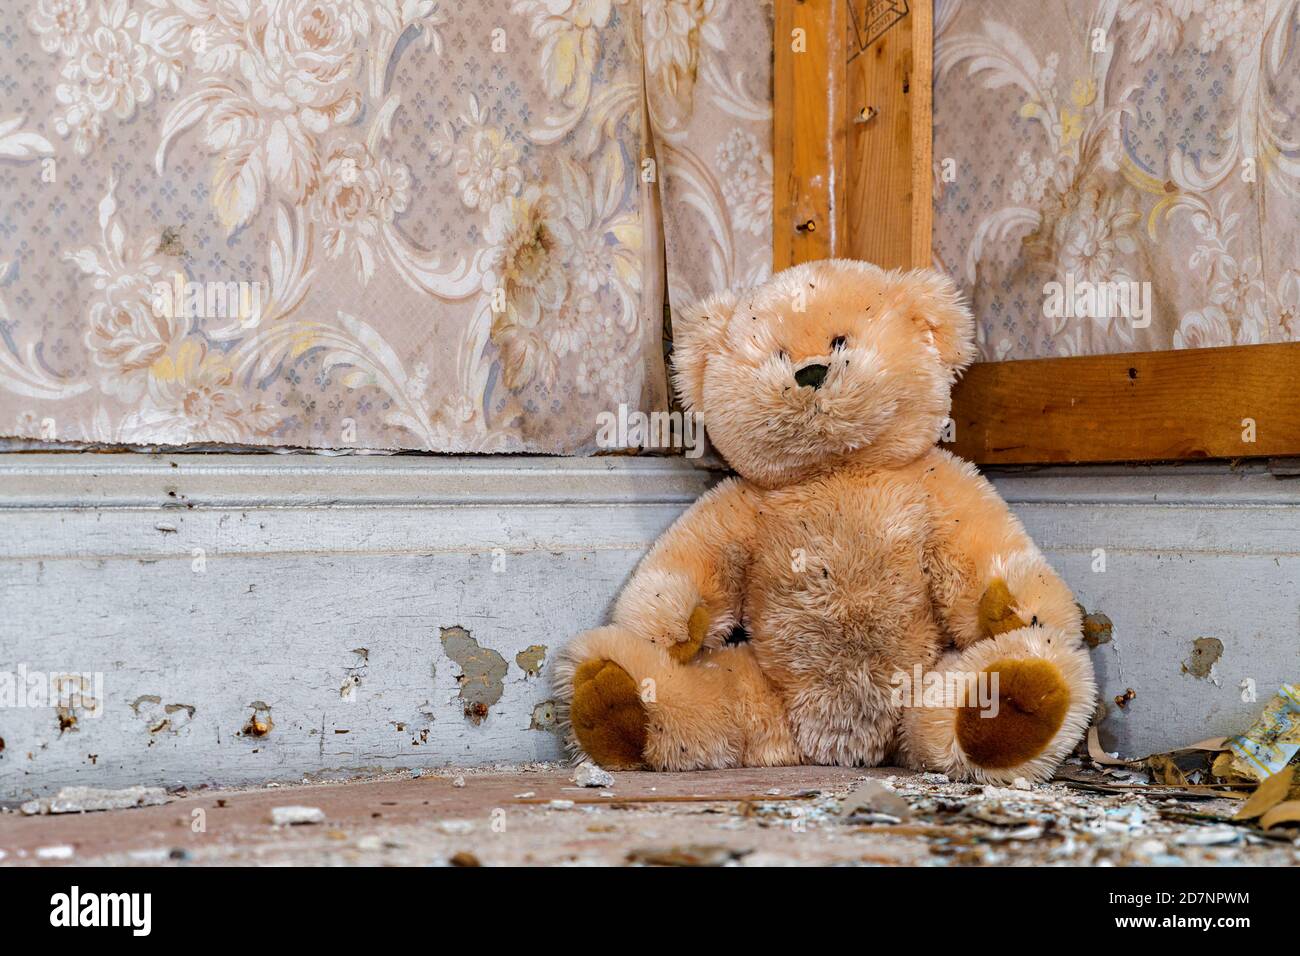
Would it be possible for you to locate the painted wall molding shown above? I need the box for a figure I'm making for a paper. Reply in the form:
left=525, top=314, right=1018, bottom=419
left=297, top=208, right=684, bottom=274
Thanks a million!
left=1, top=454, right=1297, bottom=797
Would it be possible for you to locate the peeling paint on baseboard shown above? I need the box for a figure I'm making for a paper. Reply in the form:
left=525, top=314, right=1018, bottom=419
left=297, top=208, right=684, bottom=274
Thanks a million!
left=440, top=626, right=507, bottom=725
left=1081, top=611, right=1113, bottom=648
left=530, top=700, right=557, bottom=732
left=240, top=701, right=273, bottom=738
left=516, top=645, right=547, bottom=678
left=1181, top=637, right=1224, bottom=683
left=5, top=455, right=1298, bottom=794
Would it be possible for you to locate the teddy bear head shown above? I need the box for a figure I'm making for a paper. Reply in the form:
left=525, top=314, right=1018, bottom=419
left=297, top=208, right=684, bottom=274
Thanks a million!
left=670, top=259, right=975, bottom=488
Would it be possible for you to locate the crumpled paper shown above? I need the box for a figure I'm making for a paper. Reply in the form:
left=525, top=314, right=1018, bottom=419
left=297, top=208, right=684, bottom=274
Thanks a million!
left=1226, top=684, right=1300, bottom=781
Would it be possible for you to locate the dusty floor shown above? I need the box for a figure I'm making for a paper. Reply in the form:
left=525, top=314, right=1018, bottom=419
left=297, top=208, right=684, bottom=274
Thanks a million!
left=3, top=760, right=1298, bottom=866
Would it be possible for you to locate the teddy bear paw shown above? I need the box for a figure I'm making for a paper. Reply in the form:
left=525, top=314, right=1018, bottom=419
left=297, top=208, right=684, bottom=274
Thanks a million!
left=955, top=657, right=1070, bottom=770
left=570, top=659, right=648, bottom=769
left=978, top=578, right=1029, bottom=637
left=666, top=604, right=710, bottom=664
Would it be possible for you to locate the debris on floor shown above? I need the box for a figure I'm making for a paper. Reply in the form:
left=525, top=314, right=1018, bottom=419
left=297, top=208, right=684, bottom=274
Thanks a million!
left=626, top=844, right=750, bottom=867
left=4, top=690, right=1300, bottom=867
left=3, top=761, right=1297, bottom=867
left=573, top=762, right=615, bottom=788
left=1227, top=684, right=1300, bottom=779
left=269, top=806, right=326, bottom=826
left=20, top=786, right=171, bottom=816
left=1020, top=684, right=1300, bottom=852
left=838, top=779, right=912, bottom=822
left=35, top=845, right=75, bottom=861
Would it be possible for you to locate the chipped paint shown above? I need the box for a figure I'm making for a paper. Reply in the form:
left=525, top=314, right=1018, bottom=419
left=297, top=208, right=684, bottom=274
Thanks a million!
left=516, top=644, right=547, bottom=678
left=131, top=697, right=195, bottom=740
left=8, top=456, right=1296, bottom=794
left=1181, top=637, right=1224, bottom=681
left=440, top=626, right=507, bottom=725
left=530, top=700, right=557, bottom=732
left=240, top=701, right=273, bottom=738
left=340, top=647, right=369, bottom=702
left=340, top=674, right=362, bottom=700
left=1081, top=612, right=1113, bottom=648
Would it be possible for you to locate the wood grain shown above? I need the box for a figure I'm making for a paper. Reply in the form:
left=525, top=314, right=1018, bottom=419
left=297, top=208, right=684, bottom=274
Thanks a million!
left=908, top=1, right=933, bottom=269
left=948, top=343, right=1300, bottom=464
left=775, top=1, right=932, bottom=270
left=773, top=0, right=847, bottom=268
left=845, top=0, right=929, bottom=269
left=772, top=4, right=1300, bottom=464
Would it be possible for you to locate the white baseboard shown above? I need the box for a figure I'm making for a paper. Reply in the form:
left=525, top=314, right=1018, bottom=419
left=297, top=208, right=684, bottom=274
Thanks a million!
left=0, top=454, right=717, bottom=799
left=1, top=454, right=1296, bottom=797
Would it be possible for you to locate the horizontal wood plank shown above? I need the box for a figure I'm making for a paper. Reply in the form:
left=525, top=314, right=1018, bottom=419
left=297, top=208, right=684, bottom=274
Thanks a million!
left=949, top=343, right=1300, bottom=464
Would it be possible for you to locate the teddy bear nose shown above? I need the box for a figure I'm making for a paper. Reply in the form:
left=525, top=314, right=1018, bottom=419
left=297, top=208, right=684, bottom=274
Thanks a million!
left=794, top=363, right=829, bottom=390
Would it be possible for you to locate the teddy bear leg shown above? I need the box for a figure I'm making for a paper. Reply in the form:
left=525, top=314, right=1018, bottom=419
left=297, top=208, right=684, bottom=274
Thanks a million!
left=555, top=626, right=798, bottom=771
left=897, top=626, right=1096, bottom=784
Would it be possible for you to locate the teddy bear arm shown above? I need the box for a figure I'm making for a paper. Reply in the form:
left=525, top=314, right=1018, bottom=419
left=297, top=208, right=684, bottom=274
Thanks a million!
left=923, top=453, right=1082, bottom=648
left=611, top=478, right=757, bottom=662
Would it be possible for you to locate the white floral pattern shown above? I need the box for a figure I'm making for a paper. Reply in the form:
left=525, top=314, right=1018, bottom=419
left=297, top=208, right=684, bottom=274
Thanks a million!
left=646, top=0, right=773, bottom=314
left=934, top=0, right=1300, bottom=359
left=0, top=0, right=772, bottom=451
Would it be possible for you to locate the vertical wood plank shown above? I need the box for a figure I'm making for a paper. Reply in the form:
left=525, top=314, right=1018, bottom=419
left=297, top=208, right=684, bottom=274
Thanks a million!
left=909, top=1, right=933, bottom=269
left=774, top=1, right=933, bottom=272
left=844, top=0, right=930, bottom=269
left=773, top=0, right=847, bottom=269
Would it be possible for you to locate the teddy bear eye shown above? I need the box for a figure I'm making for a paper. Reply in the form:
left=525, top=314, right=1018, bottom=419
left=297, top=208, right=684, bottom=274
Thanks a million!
left=831, top=336, right=847, bottom=351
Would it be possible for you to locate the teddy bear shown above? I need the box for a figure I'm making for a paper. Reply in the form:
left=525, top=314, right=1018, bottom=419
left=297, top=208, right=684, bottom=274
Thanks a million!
left=554, top=259, right=1096, bottom=783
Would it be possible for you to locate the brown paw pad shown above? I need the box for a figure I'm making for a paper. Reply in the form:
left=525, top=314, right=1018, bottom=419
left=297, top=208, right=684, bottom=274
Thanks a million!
left=956, top=658, right=1070, bottom=769
left=668, top=604, right=710, bottom=664
left=978, top=578, right=1028, bottom=637
left=570, top=659, right=647, bottom=770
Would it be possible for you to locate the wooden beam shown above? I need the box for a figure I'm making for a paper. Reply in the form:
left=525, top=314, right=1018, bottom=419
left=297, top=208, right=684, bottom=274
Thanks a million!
left=774, top=1, right=933, bottom=271
left=844, top=0, right=930, bottom=269
left=948, top=343, right=1300, bottom=465
left=773, top=0, right=847, bottom=268
left=908, top=2, right=932, bottom=269
left=773, top=4, right=1300, bottom=465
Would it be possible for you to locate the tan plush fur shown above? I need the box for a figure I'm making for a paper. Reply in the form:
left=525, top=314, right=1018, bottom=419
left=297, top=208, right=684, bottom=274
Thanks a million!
left=554, top=259, right=1097, bottom=783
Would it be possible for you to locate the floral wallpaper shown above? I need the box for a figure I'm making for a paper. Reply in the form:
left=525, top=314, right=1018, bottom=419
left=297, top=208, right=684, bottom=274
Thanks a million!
left=0, top=0, right=773, bottom=452
left=933, top=0, right=1300, bottom=360
left=646, top=0, right=774, bottom=315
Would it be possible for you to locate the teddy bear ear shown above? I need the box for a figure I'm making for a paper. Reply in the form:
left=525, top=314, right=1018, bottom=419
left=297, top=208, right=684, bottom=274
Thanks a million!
left=669, top=289, right=739, bottom=409
left=894, top=269, right=976, bottom=376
